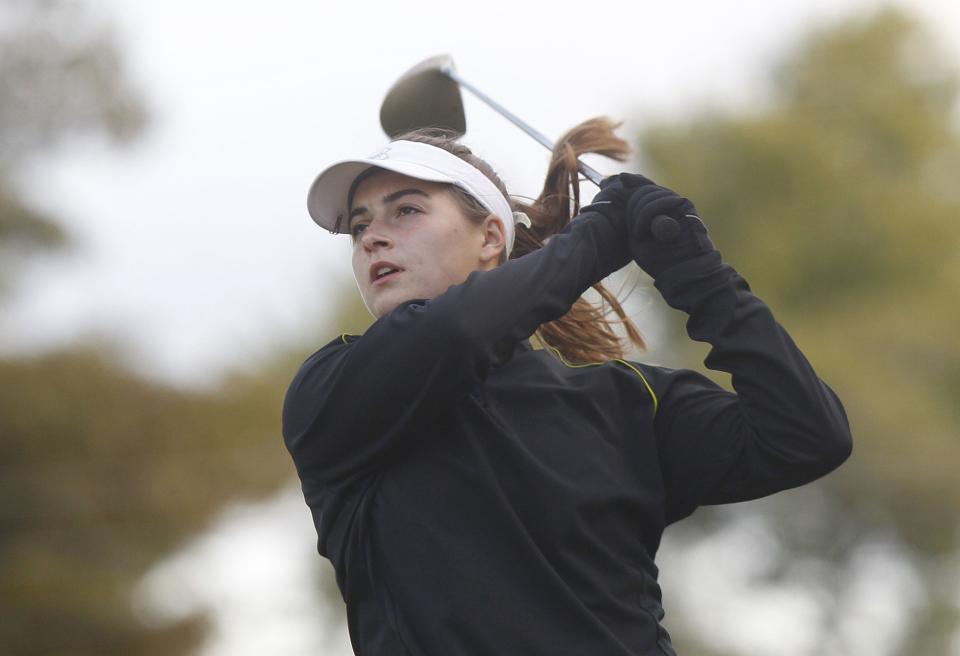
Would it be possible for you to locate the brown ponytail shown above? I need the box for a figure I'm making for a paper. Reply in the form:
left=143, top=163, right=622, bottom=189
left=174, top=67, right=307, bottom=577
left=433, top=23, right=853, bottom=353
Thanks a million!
left=396, top=118, right=645, bottom=363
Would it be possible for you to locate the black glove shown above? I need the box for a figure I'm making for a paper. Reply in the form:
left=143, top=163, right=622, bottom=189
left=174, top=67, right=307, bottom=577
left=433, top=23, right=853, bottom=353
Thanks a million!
left=594, top=173, right=717, bottom=279
left=579, top=172, right=642, bottom=230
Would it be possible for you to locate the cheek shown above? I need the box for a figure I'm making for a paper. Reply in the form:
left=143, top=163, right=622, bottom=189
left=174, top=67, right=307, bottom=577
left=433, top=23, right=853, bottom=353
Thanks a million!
left=442, top=225, right=482, bottom=267
left=351, top=249, right=371, bottom=294
left=351, top=251, right=363, bottom=283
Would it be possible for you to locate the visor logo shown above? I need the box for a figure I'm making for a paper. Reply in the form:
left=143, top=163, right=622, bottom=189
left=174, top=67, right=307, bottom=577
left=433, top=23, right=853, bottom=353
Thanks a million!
left=369, top=146, right=391, bottom=161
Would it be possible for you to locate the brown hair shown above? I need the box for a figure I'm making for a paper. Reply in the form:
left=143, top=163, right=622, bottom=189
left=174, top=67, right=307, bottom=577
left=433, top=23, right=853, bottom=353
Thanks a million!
left=396, top=118, right=645, bottom=363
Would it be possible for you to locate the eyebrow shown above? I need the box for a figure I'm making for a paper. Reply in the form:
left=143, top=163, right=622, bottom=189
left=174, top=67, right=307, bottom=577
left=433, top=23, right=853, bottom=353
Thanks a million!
left=347, top=188, right=431, bottom=226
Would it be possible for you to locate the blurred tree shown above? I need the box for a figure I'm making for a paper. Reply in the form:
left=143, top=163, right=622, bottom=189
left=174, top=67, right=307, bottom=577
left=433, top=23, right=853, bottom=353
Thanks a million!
left=0, top=2, right=298, bottom=654
left=0, top=0, right=145, bottom=292
left=637, top=8, right=960, bottom=653
left=0, top=347, right=296, bottom=654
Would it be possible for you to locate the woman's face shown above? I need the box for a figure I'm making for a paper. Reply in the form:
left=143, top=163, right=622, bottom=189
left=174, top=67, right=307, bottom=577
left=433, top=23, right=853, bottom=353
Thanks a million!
left=349, top=170, right=504, bottom=318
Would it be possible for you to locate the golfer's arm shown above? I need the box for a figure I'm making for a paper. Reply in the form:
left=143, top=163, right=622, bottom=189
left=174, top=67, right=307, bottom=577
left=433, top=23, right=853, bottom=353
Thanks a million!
left=282, top=211, right=628, bottom=485
left=646, top=253, right=852, bottom=523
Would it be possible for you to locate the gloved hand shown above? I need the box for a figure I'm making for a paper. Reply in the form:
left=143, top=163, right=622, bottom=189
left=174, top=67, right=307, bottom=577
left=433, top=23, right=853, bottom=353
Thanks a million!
left=578, top=173, right=639, bottom=231
left=593, top=173, right=718, bottom=279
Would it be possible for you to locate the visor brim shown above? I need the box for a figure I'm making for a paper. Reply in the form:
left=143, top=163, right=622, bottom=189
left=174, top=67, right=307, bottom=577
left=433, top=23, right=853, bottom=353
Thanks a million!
left=307, top=159, right=460, bottom=233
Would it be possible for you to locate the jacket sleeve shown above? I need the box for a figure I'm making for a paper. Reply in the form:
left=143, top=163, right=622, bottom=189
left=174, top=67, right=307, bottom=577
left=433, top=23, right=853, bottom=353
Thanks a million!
left=641, top=252, right=852, bottom=525
left=282, top=211, right=630, bottom=486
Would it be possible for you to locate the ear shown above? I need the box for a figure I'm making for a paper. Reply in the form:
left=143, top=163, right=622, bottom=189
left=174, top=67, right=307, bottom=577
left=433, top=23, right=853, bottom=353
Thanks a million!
left=477, top=214, right=507, bottom=268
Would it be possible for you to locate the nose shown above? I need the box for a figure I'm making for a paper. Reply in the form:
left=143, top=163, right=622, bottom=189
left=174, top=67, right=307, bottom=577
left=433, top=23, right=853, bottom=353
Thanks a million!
left=360, top=221, right=393, bottom=252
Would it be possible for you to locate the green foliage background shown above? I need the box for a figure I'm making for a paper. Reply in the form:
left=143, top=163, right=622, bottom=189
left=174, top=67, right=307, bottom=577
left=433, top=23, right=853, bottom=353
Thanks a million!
left=0, top=3, right=294, bottom=653
left=637, top=10, right=960, bottom=653
left=644, top=8, right=960, bottom=556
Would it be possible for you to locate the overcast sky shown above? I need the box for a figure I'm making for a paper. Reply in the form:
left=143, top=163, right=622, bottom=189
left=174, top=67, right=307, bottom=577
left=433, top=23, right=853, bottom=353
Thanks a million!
left=2, top=0, right=959, bottom=387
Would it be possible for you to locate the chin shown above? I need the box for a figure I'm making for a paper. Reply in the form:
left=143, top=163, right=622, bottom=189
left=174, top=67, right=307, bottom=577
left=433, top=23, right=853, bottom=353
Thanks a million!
left=369, top=283, right=440, bottom=319
left=367, top=292, right=408, bottom=319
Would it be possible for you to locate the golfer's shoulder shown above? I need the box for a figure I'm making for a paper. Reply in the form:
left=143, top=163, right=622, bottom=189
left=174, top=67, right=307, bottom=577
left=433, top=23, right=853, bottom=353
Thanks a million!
left=295, top=333, right=360, bottom=374
left=616, top=360, right=714, bottom=392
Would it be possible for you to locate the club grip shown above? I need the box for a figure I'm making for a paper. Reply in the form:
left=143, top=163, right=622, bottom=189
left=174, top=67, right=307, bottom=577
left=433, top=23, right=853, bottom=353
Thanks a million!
left=650, top=215, right=680, bottom=242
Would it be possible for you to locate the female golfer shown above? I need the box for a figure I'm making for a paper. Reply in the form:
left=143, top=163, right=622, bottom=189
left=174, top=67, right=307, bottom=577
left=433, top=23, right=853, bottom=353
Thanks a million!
left=282, top=119, right=852, bottom=656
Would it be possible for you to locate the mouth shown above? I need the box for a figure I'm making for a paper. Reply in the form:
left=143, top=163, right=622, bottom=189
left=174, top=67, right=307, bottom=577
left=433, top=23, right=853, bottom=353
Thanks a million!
left=370, top=262, right=404, bottom=286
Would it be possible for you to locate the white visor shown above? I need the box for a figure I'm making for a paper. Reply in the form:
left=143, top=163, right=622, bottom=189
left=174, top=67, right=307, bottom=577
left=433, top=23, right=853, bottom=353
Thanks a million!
left=306, top=140, right=526, bottom=254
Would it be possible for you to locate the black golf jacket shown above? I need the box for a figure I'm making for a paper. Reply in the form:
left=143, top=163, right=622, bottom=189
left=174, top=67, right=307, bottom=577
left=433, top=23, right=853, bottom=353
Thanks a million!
left=282, top=209, right=852, bottom=656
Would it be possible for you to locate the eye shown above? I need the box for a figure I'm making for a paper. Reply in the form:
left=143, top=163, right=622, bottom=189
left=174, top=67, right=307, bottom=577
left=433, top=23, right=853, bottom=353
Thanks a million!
left=349, top=222, right=368, bottom=239
left=397, top=205, right=421, bottom=216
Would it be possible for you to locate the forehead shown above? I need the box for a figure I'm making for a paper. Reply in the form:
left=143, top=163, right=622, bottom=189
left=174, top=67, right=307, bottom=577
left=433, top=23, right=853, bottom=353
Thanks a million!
left=350, top=169, right=447, bottom=206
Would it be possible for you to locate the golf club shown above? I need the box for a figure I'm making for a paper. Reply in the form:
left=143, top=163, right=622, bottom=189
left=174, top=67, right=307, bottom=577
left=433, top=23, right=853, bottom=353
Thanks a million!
left=380, top=54, right=681, bottom=242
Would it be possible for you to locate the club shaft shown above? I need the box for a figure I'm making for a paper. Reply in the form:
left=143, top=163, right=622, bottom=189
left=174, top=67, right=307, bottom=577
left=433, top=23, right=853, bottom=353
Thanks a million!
left=441, top=66, right=604, bottom=186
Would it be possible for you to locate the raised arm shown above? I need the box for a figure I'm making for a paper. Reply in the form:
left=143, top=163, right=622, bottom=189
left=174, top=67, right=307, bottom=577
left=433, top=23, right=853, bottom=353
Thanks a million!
left=596, top=175, right=852, bottom=524
left=649, top=254, right=851, bottom=523
left=282, top=210, right=630, bottom=485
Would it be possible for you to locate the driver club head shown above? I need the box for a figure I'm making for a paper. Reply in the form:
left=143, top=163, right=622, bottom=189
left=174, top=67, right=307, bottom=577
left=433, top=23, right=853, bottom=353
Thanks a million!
left=380, top=54, right=466, bottom=138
